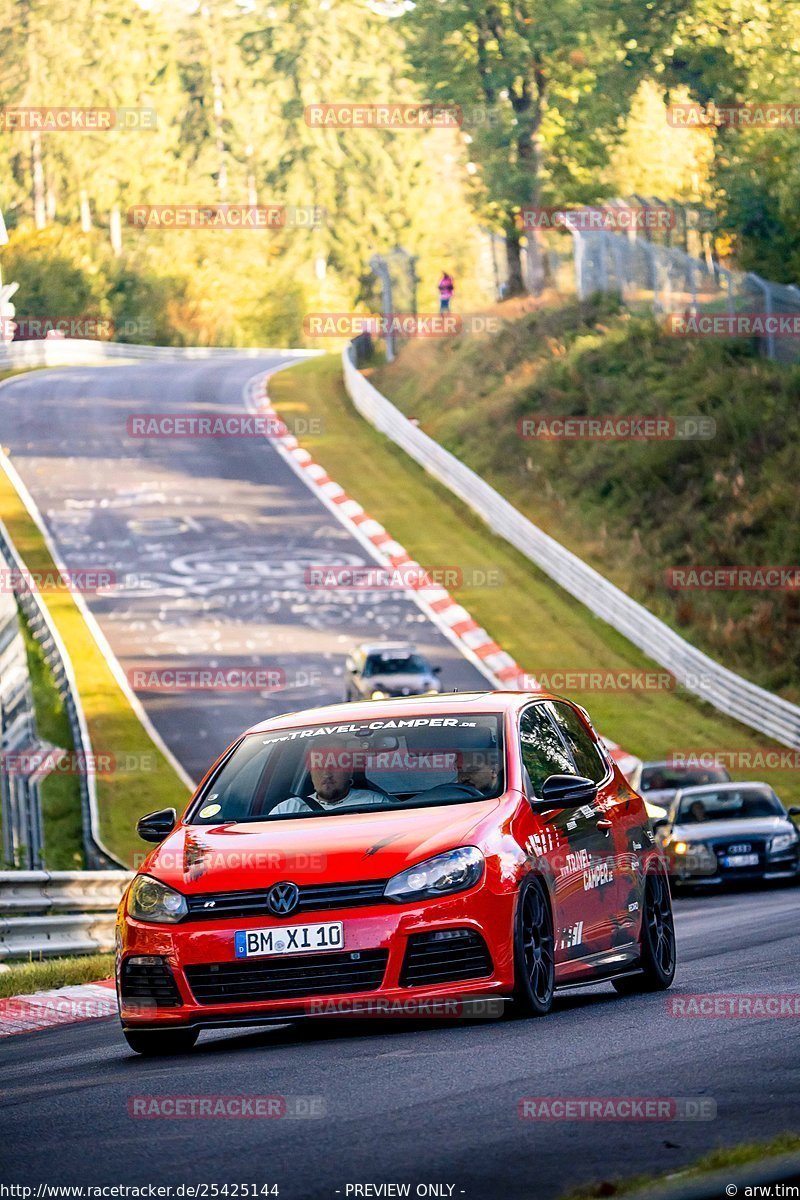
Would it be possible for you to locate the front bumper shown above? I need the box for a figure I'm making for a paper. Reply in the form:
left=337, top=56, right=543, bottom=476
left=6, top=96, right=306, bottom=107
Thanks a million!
left=668, top=848, right=800, bottom=886
left=117, top=886, right=514, bottom=1031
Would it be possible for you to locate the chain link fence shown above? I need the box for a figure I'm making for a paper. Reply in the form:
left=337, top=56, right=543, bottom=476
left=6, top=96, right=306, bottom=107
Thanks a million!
left=562, top=198, right=800, bottom=364
left=474, top=198, right=800, bottom=364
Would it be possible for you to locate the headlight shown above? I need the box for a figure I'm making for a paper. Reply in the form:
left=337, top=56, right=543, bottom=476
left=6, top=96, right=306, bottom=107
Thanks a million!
left=384, top=846, right=484, bottom=902
left=371, top=689, right=389, bottom=700
left=670, top=841, right=716, bottom=874
left=770, top=832, right=799, bottom=854
left=128, top=875, right=187, bottom=924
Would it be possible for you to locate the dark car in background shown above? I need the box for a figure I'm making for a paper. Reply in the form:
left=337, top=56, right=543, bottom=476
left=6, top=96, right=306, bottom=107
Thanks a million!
left=635, top=760, right=732, bottom=823
left=656, top=782, right=800, bottom=888
left=344, top=641, right=442, bottom=701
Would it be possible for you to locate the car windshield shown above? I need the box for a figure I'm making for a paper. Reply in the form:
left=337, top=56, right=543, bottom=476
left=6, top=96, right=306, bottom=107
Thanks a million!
left=640, top=765, right=729, bottom=792
left=188, top=713, right=504, bottom=823
left=363, top=654, right=429, bottom=677
left=676, top=787, right=784, bottom=824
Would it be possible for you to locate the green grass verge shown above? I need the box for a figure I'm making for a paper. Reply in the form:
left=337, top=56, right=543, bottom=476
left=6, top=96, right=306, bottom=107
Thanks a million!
left=20, top=616, right=84, bottom=869
left=371, top=298, right=800, bottom=703
left=269, top=355, right=800, bottom=805
left=563, top=1131, right=800, bottom=1199
left=0, top=467, right=190, bottom=866
left=0, top=952, right=114, bottom=998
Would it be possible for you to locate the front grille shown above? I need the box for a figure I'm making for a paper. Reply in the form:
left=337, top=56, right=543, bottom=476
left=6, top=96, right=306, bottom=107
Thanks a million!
left=185, top=949, right=389, bottom=1006
left=711, top=838, right=767, bottom=869
left=400, top=929, right=493, bottom=988
left=121, top=956, right=182, bottom=1008
left=185, top=879, right=388, bottom=922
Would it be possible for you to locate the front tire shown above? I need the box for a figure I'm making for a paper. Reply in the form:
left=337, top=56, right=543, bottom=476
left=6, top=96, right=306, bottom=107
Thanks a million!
left=613, top=868, right=676, bottom=994
left=123, top=1028, right=199, bottom=1056
left=512, top=876, right=555, bottom=1016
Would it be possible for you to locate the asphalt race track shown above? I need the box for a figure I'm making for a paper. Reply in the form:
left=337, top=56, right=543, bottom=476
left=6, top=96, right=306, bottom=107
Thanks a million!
left=0, top=358, right=488, bottom=782
left=2, top=888, right=799, bottom=1196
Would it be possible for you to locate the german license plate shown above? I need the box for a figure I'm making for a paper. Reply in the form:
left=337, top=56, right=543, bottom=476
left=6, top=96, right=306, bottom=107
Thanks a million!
left=234, top=922, right=344, bottom=958
left=721, top=853, right=759, bottom=868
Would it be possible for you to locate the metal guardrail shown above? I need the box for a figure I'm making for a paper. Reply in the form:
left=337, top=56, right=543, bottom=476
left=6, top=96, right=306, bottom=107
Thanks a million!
left=342, top=345, right=800, bottom=750
left=0, top=585, right=47, bottom=867
left=0, top=339, right=317, bottom=368
left=0, top=869, right=131, bottom=959
left=0, top=520, right=121, bottom=868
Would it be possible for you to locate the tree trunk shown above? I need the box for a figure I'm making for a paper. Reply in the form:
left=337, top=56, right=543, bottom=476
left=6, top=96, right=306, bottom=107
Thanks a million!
left=46, top=172, right=57, bottom=222
left=109, top=205, right=122, bottom=256
left=525, top=228, right=547, bottom=295
left=505, top=229, right=525, bottom=297
left=80, top=189, right=92, bottom=232
left=31, top=132, right=46, bottom=229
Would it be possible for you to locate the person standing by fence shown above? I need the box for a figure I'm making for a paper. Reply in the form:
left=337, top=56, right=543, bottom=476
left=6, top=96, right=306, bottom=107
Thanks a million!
left=438, top=271, right=454, bottom=313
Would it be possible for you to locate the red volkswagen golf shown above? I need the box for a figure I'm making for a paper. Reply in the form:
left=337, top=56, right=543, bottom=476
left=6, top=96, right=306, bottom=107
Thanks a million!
left=117, top=692, right=675, bottom=1054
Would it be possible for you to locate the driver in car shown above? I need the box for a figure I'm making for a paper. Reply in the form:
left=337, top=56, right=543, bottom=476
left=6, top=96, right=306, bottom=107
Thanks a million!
left=270, top=740, right=389, bottom=815
left=418, top=747, right=499, bottom=802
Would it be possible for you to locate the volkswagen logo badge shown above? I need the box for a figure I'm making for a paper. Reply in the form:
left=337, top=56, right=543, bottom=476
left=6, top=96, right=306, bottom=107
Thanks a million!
left=266, top=881, right=300, bottom=916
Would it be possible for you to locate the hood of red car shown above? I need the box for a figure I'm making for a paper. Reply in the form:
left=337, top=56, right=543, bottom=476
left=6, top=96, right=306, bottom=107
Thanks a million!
left=144, top=798, right=501, bottom=893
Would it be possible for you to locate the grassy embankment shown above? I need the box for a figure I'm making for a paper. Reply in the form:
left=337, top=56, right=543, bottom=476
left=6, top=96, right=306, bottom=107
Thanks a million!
left=372, top=297, right=800, bottom=704
left=0, top=953, right=114, bottom=998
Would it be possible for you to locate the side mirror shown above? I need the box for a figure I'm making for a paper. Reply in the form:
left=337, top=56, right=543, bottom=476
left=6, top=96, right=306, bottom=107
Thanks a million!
left=137, top=807, right=177, bottom=843
left=432, top=666, right=442, bottom=676
left=652, top=818, right=669, bottom=833
left=788, top=806, right=800, bottom=818
left=540, top=774, right=598, bottom=806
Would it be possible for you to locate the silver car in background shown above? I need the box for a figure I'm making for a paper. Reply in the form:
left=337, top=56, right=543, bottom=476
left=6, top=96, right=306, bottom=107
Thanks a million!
left=655, top=782, right=800, bottom=888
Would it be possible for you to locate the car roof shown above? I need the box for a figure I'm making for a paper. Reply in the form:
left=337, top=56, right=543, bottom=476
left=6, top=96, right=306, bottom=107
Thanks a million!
left=356, top=642, right=418, bottom=656
left=641, top=761, right=728, bottom=772
left=674, top=781, right=773, bottom=799
left=244, top=690, right=556, bottom=735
